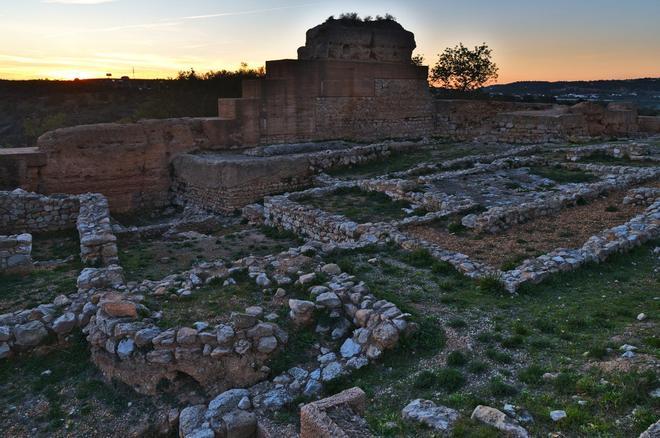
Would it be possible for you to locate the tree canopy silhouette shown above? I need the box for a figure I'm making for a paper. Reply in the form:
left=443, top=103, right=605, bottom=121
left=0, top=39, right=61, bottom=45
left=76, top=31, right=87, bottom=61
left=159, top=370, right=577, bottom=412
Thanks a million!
left=431, top=43, right=498, bottom=91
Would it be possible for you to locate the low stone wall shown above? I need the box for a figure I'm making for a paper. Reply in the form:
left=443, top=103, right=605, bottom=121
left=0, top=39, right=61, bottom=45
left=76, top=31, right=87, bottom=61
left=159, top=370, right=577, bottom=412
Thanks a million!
left=77, top=194, right=119, bottom=267
left=491, top=111, right=589, bottom=144
left=462, top=164, right=660, bottom=233
left=84, top=291, right=287, bottom=395
left=501, top=196, right=660, bottom=291
left=0, top=233, right=33, bottom=273
left=0, top=189, right=79, bottom=234
left=171, top=142, right=406, bottom=213
left=624, top=187, right=660, bottom=206
left=0, top=290, right=95, bottom=359
left=264, top=196, right=361, bottom=243
left=357, top=178, right=477, bottom=214
left=565, top=143, right=656, bottom=162
left=178, top=263, right=413, bottom=438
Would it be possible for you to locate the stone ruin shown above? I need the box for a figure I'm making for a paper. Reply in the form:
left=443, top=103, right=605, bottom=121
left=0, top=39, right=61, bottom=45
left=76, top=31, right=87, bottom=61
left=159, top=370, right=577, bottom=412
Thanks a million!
left=298, top=17, right=416, bottom=62
left=1, top=18, right=658, bottom=215
left=0, top=16, right=659, bottom=438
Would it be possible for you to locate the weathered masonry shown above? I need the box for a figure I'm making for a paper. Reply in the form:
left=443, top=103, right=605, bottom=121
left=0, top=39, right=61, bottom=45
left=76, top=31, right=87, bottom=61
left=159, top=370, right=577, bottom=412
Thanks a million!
left=1, top=17, right=659, bottom=214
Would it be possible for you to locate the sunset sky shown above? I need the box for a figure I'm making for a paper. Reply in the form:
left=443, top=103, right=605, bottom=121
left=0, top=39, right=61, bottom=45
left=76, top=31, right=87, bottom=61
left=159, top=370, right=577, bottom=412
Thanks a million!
left=1, top=0, right=659, bottom=83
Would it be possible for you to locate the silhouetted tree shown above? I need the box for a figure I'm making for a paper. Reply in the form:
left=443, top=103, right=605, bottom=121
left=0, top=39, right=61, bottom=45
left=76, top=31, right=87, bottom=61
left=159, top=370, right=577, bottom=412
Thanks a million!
left=430, top=43, right=498, bottom=91
left=411, top=54, right=425, bottom=66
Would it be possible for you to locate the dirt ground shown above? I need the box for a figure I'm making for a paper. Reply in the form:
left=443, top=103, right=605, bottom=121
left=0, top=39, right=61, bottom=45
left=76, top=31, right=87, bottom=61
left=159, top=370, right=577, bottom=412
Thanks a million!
left=405, top=188, right=649, bottom=269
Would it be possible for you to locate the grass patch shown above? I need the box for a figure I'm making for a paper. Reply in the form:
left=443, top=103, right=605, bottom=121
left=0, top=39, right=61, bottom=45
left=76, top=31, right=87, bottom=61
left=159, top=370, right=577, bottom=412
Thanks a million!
left=530, top=165, right=598, bottom=184
left=299, top=187, right=421, bottom=223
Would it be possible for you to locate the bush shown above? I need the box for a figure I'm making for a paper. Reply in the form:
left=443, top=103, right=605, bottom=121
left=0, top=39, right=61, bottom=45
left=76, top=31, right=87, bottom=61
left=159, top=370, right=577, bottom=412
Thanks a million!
left=467, top=360, right=488, bottom=374
left=435, top=368, right=466, bottom=392
left=447, top=318, right=468, bottom=329
left=485, top=348, right=512, bottom=364
left=489, top=378, right=518, bottom=397
left=413, top=370, right=437, bottom=389
left=477, top=276, right=506, bottom=293
left=404, top=248, right=435, bottom=268
left=501, top=335, right=524, bottom=349
left=446, top=351, right=468, bottom=367
left=518, top=364, right=545, bottom=385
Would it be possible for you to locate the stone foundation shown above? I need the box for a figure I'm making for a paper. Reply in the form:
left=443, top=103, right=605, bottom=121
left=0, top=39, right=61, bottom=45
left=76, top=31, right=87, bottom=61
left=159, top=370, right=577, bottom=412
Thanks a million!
left=84, top=292, right=287, bottom=395
left=0, top=189, right=79, bottom=234
left=0, top=233, right=33, bottom=274
left=77, top=194, right=119, bottom=266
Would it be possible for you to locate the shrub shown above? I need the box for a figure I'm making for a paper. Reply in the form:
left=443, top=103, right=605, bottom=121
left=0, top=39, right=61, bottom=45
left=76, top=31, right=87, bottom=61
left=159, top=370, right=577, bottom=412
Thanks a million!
left=447, top=318, right=468, bottom=329
left=489, top=378, right=518, bottom=397
left=436, top=368, right=466, bottom=392
left=501, top=335, right=524, bottom=349
left=431, top=260, right=458, bottom=275
left=477, top=275, right=506, bottom=293
left=511, top=321, right=531, bottom=336
left=447, top=221, right=467, bottom=234
left=404, top=248, right=435, bottom=268
left=485, top=348, right=512, bottom=364
left=446, top=351, right=468, bottom=367
left=413, top=370, right=437, bottom=389
left=518, top=364, right=545, bottom=385
left=467, top=360, right=488, bottom=374
left=587, top=345, right=608, bottom=359
left=553, top=372, right=578, bottom=394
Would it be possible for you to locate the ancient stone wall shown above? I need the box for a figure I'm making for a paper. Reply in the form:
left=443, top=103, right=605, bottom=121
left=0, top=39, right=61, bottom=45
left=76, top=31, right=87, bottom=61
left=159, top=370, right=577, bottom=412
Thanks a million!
left=298, top=18, right=416, bottom=63
left=0, top=290, right=95, bottom=359
left=433, top=100, right=555, bottom=141
left=0, top=233, right=32, bottom=274
left=638, top=116, right=660, bottom=133
left=264, top=196, right=360, bottom=243
left=171, top=153, right=314, bottom=214
left=77, top=194, right=119, bottom=267
left=33, top=118, right=242, bottom=213
left=0, top=189, right=79, bottom=234
left=223, top=60, right=433, bottom=145
left=84, top=291, right=287, bottom=395
left=491, top=111, right=589, bottom=144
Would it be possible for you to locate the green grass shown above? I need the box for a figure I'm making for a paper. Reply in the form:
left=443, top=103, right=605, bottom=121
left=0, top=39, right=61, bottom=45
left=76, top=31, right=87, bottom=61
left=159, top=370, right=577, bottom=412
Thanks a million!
left=578, top=152, right=660, bottom=167
left=327, top=150, right=434, bottom=179
left=0, top=332, right=158, bottom=436
left=318, top=240, right=659, bottom=437
left=298, top=187, right=422, bottom=223
left=530, top=165, right=598, bottom=184
left=157, top=280, right=263, bottom=328
left=0, top=263, right=80, bottom=313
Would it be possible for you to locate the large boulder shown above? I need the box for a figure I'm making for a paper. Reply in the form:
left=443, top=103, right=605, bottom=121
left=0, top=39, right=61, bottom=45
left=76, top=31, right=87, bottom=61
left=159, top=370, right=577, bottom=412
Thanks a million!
left=470, top=405, right=529, bottom=438
left=14, top=320, right=49, bottom=347
left=402, top=399, right=460, bottom=431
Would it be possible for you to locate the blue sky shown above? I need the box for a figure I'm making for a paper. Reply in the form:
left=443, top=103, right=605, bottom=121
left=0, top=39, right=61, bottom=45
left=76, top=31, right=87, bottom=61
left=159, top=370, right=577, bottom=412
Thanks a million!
left=1, top=0, right=659, bottom=81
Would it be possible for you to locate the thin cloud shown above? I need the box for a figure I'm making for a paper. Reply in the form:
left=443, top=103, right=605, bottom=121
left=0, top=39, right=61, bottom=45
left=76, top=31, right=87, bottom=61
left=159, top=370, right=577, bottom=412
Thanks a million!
left=47, top=2, right=319, bottom=37
left=43, top=0, right=117, bottom=4
left=182, top=3, right=321, bottom=20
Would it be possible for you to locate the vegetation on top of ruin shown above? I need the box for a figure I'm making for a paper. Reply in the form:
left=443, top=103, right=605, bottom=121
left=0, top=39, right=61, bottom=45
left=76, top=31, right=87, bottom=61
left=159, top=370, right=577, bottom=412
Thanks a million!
left=323, top=12, right=399, bottom=26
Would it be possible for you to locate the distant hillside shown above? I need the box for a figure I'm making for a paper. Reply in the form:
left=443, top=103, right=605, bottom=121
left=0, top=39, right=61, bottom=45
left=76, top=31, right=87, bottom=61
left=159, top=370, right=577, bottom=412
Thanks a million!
left=485, top=78, right=660, bottom=113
